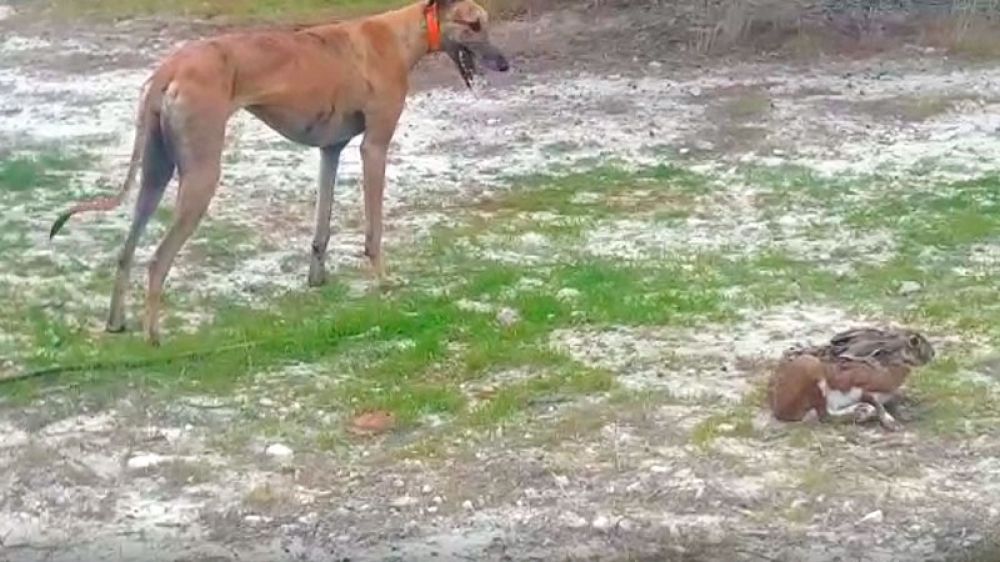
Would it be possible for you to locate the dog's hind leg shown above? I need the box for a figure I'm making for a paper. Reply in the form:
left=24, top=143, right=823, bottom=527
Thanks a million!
left=144, top=102, right=226, bottom=345
left=107, top=120, right=175, bottom=333
left=308, top=141, right=348, bottom=287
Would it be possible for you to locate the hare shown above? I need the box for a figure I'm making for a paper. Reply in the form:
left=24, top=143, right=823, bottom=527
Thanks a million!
left=768, top=327, right=935, bottom=431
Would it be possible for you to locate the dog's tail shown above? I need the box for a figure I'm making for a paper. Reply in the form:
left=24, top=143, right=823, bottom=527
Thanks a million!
left=49, top=73, right=164, bottom=239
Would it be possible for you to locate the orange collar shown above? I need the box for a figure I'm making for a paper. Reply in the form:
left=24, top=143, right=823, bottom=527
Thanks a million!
left=424, top=4, right=442, bottom=52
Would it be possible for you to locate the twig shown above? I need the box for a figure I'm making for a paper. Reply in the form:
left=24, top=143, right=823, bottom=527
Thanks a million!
left=0, top=340, right=261, bottom=386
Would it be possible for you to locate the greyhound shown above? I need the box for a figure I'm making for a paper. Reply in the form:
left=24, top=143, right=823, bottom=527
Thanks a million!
left=48, top=0, right=510, bottom=345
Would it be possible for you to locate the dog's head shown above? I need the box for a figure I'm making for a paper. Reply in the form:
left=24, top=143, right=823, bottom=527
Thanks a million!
left=428, top=0, right=509, bottom=87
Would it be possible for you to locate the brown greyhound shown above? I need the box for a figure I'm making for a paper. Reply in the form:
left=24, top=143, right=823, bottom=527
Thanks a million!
left=48, top=0, right=509, bottom=345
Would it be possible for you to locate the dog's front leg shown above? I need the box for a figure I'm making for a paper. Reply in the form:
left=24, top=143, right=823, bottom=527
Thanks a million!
left=308, top=142, right=347, bottom=287
left=359, top=112, right=400, bottom=282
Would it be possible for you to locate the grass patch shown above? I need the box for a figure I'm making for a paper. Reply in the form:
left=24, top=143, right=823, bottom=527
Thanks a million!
left=712, top=90, right=773, bottom=121
left=187, top=219, right=259, bottom=269
left=907, top=356, right=1000, bottom=435
left=0, top=151, right=90, bottom=195
left=9, top=159, right=1000, bottom=446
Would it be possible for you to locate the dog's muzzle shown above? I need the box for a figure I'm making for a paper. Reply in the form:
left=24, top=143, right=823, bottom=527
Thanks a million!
left=475, top=43, right=509, bottom=72
left=446, top=39, right=509, bottom=88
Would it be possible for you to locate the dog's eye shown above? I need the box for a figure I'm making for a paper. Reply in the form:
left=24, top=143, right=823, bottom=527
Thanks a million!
left=469, top=20, right=481, bottom=32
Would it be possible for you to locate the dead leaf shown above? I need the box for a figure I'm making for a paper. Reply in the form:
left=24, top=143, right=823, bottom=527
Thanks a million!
left=348, top=410, right=396, bottom=436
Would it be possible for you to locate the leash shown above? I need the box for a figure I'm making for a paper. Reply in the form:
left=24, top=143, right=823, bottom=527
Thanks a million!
left=0, top=340, right=262, bottom=386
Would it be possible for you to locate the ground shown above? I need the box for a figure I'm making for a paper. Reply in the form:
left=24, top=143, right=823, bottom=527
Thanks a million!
left=2, top=1, right=1000, bottom=561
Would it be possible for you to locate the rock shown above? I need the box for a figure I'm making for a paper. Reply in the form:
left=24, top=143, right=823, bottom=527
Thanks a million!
left=556, top=288, right=581, bottom=302
left=561, top=511, right=588, bottom=529
left=649, top=61, right=663, bottom=69
left=519, top=233, right=549, bottom=249
left=432, top=496, right=444, bottom=505
left=649, top=465, right=669, bottom=474
left=393, top=479, right=405, bottom=488
left=617, top=518, right=636, bottom=532
left=462, top=500, right=475, bottom=511
left=496, top=307, right=520, bottom=328
left=264, top=443, right=294, bottom=458
left=127, top=453, right=170, bottom=470
left=0, top=423, right=28, bottom=449
left=898, top=281, right=922, bottom=296
left=390, top=496, right=418, bottom=508
left=858, top=510, right=884, bottom=524
left=592, top=515, right=613, bottom=531
left=421, top=484, right=433, bottom=494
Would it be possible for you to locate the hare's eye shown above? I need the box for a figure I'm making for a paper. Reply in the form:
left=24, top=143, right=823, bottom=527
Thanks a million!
left=469, top=20, right=481, bottom=32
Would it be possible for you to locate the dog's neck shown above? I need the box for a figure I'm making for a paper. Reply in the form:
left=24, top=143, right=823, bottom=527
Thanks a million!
left=374, top=1, right=438, bottom=71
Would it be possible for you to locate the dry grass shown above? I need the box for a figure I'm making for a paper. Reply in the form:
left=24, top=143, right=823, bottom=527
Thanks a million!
left=20, top=0, right=541, bottom=21
left=690, top=0, right=1000, bottom=60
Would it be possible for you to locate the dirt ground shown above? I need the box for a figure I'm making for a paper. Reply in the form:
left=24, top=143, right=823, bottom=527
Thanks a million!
left=3, top=1, right=1000, bottom=561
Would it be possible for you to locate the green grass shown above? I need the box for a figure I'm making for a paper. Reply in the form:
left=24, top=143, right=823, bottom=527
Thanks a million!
left=6, top=152, right=1000, bottom=447
left=0, top=151, right=90, bottom=195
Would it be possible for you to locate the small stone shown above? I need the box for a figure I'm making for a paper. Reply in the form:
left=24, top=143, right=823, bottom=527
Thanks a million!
left=649, top=465, right=669, bottom=474
left=898, top=281, right=922, bottom=296
left=426, top=506, right=438, bottom=514
left=649, top=61, right=663, bottom=69
left=462, top=500, right=474, bottom=511
left=432, top=496, right=443, bottom=505
left=126, top=453, right=169, bottom=470
left=421, top=484, right=433, bottom=494
left=393, top=479, right=405, bottom=488
left=617, top=518, right=635, bottom=532
left=561, top=511, right=588, bottom=529
left=259, top=398, right=275, bottom=407
left=390, top=496, right=418, bottom=508
left=592, top=515, right=613, bottom=531
left=265, top=443, right=293, bottom=458
left=858, top=510, right=884, bottom=524
left=244, top=515, right=267, bottom=524
left=519, top=233, right=549, bottom=249
left=552, top=474, right=569, bottom=487
left=496, top=307, right=520, bottom=328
